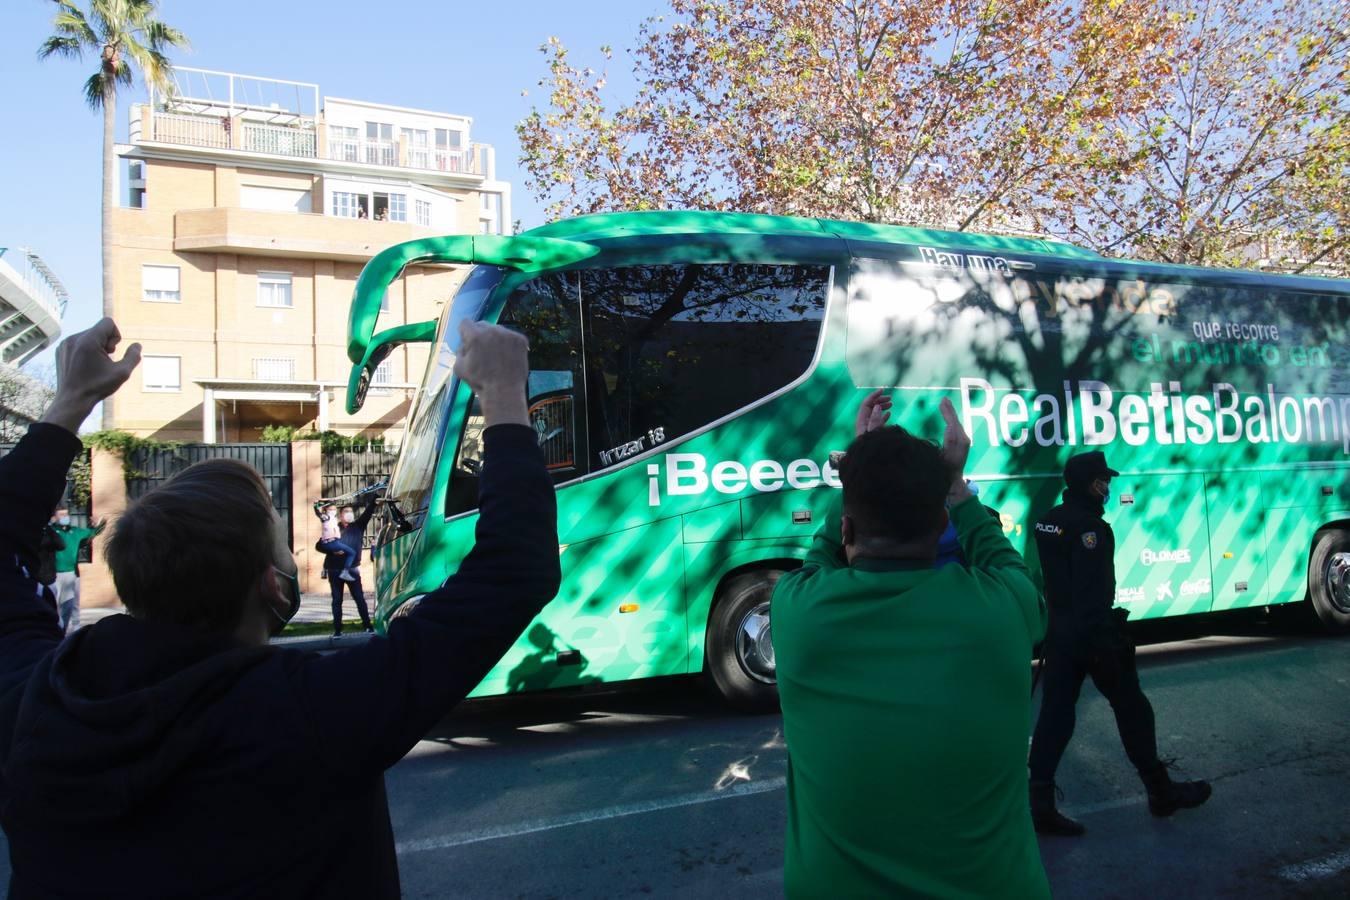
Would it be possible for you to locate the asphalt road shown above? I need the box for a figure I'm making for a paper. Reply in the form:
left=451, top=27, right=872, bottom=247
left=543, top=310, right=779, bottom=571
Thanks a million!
left=391, top=611, right=1350, bottom=899
left=2, top=612, right=1347, bottom=898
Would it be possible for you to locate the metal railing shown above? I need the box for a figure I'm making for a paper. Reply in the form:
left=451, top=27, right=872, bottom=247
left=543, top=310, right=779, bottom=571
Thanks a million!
left=0, top=247, right=69, bottom=321
left=152, top=112, right=230, bottom=149
left=252, top=358, right=296, bottom=381
left=241, top=122, right=316, bottom=158
left=136, top=106, right=488, bottom=175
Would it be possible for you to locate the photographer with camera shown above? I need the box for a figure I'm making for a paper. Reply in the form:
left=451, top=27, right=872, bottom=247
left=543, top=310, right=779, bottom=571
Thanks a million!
left=316, top=484, right=386, bottom=635
left=773, top=391, right=1050, bottom=899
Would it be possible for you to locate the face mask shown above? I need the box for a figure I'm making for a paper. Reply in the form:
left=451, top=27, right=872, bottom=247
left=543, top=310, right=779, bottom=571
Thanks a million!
left=57, top=516, right=71, bottom=527
left=268, top=567, right=303, bottom=637
left=341, top=513, right=355, bottom=524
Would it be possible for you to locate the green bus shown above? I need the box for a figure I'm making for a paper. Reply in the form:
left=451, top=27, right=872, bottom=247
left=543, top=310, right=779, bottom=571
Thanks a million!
left=344, top=211, right=1350, bottom=708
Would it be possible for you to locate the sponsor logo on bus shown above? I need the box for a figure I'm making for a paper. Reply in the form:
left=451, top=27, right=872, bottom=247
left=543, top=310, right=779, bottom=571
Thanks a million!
left=959, top=378, right=1350, bottom=455
left=1116, top=587, right=1145, bottom=603
left=647, top=453, right=841, bottom=506
left=1140, top=548, right=1192, bottom=566
left=1181, top=578, right=1212, bottom=597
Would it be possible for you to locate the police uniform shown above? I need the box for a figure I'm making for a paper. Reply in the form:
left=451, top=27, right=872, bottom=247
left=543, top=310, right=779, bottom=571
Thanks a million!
left=1027, top=451, right=1210, bottom=834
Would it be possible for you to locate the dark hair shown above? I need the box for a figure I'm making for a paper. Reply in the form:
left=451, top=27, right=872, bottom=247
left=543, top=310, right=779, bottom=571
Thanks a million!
left=105, top=459, right=277, bottom=632
left=839, top=426, right=952, bottom=544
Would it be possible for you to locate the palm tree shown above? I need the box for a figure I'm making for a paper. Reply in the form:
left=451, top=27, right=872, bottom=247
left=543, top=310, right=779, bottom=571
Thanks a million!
left=38, top=0, right=188, bottom=320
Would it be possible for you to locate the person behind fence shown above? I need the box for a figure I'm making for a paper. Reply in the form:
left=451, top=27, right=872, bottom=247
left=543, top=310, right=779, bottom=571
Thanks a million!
left=323, top=488, right=383, bottom=635
left=1027, top=450, right=1212, bottom=836
left=0, top=316, right=560, bottom=898
left=314, top=500, right=358, bottom=582
left=37, top=513, right=64, bottom=600
left=50, top=506, right=106, bottom=634
left=772, top=390, right=1051, bottom=899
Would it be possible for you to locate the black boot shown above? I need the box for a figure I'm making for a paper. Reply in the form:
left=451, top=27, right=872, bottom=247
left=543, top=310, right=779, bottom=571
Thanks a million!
left=1141, top=762, right=1212, bottom=817
left=1030, top=781, right=1085, bottom=836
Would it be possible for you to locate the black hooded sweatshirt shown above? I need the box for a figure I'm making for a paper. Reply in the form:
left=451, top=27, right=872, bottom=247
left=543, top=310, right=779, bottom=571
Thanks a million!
left=0, top=422, right=560, bottom=898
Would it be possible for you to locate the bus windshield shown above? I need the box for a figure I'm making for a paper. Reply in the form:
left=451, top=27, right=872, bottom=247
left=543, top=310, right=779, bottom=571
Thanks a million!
left=386, top=265, right=504, bottom=520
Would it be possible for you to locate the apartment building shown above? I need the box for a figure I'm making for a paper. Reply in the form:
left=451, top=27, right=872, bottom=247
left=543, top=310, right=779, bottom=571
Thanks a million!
left=111, top=67, right=510, bottom=443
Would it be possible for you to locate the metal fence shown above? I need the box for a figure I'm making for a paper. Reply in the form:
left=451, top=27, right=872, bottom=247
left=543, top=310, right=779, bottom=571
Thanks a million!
left=0, top=442, right=94, bottom=561
left=126, top=443, right=294, bottom=547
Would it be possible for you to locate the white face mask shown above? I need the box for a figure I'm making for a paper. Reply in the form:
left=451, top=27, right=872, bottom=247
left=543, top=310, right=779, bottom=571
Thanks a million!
left=341, top=513, right=355, bottom=524
left=57, top=516, right=71, bottom=527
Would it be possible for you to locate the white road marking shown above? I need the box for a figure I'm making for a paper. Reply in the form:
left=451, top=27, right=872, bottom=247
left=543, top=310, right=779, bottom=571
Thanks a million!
left=1277, top=848, right=1350, bottom=883
left=395, top=776, right=787, bottom=855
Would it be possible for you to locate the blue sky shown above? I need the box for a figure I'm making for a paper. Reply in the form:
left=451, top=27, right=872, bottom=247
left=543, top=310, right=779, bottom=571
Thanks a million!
left=0, top=0, right=654, bottom=362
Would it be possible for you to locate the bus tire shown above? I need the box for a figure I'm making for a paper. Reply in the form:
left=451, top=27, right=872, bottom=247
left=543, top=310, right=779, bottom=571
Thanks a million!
left=705, top=570, right=783, bottom=712
left=1308, top=529, right=1350, bottom=632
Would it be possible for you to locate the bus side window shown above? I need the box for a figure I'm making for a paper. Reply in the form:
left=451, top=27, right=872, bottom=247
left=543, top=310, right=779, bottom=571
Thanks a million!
left=446, top=272, right=586, bottom=518
left=579, top=263, right=829, bottom=472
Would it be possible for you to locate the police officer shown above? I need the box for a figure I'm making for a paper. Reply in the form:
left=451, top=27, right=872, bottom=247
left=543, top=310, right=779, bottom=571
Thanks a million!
left=1028, top=450, right=1211, bottom=836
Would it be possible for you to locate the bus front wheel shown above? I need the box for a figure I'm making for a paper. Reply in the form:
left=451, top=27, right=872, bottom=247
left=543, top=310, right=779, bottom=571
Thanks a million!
left=1308, top=529, right=1350, bottom=632
left=705, top=571, right=783, bottom=712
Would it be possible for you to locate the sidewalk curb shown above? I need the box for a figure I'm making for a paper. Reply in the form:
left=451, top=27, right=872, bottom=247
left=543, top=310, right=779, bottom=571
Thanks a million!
left=269, top=632, right=376, bottom=653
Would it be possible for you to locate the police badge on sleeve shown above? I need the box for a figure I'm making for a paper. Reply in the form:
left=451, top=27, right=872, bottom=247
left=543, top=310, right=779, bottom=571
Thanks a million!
left=1082, top=531, right=1098, bottom=549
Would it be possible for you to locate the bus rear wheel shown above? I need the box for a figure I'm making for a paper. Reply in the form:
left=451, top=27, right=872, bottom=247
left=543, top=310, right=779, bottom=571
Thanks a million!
left=1308, top=529, right=1350, bottom=632
left=705, top=571, right=782, bottom=712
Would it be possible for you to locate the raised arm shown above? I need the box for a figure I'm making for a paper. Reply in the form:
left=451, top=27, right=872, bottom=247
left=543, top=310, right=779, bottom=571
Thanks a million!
left=0, top=320, right=140, bottom=691
left=296, top=320, right=562, bottom=773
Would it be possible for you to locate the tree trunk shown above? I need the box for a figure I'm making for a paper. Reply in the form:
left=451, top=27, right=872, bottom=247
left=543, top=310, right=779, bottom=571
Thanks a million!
left=101, top=82, right=117, bottom=426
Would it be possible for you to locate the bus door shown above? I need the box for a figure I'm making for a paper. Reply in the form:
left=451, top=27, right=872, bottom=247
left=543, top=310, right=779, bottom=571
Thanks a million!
left=1104, top=473, right=1215, bottom=619
left=1204, top=472, right=1269, bottom=611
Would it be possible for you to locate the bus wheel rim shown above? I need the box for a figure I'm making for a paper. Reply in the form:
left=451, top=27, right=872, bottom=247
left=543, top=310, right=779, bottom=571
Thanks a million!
left=1327, top=552, right=1350, bottom=614
left=736, top=601, right=776, bottom=684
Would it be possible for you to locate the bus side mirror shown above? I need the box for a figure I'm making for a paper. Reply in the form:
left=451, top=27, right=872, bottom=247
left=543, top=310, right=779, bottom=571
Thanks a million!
left=346, top=319, right=437, bottom=414
left=346, top=234, right=600, bottom=366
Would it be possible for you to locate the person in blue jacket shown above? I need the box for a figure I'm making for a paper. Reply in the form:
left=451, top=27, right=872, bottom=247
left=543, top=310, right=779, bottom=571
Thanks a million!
left=0, top=317, right=558, bottom=899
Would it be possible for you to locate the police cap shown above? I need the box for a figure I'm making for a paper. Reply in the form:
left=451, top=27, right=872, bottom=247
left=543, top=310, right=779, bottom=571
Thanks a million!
left=1063, top=450, right=1120, bottom=486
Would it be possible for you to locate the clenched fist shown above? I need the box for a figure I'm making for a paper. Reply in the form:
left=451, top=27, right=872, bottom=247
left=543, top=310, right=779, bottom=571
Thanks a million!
left=454, top=319, right=530, bottom=428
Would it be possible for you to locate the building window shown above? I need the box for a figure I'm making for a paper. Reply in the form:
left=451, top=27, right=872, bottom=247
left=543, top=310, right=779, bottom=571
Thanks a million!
left=435, top=129, right=464, bottom=171
left=415, top=199, right=431, bottom=227
left=257, top=271, right=293, bottom=308
left=380, top=289, right=391, bottom=313
left=253, top=357, right=296, bottom=381
left=407, top=129, right=429, bottom=168
left=142, top=265, right=181, bottom=303
left=365, top=121, right=395, bottom=166
left=480, top=219, right=493, bottom=235
left=370, top=359, right=393, bottom=394
left=332, top=191, right=369, bottom=219
left=142, top=355, right=181, bottom=392
left=329, top=126, right=359, bottom=162
left=388, top=193, right=407, bottom=223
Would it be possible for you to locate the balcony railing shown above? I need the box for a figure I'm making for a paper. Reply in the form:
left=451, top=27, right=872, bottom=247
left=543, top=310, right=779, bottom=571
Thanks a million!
left=152, top=112, right=230, bottom=149
left=137, top=106, right=489, bottom=175
left=242, top=122, right=316, bottom=158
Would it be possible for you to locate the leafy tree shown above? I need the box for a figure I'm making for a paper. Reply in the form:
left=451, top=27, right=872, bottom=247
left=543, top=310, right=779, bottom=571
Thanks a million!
left=37, top=1, right=188, bottom=316
left=1045, top=0, right=1349, bottom=271
left=520, top=0, right=1347, bottom=272
left=519, top=0, right=1176, bottom=230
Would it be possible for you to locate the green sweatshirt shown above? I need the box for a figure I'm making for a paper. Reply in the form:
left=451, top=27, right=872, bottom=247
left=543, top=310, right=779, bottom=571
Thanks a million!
left=52, top=525, right=99, bottom=575
left=773, top=492, right=1049, bottom=899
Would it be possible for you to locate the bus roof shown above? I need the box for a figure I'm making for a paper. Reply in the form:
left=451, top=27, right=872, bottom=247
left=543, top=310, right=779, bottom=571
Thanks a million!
left=522, top=210, right=1348, bottom=292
